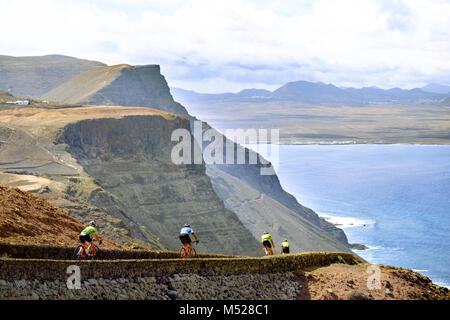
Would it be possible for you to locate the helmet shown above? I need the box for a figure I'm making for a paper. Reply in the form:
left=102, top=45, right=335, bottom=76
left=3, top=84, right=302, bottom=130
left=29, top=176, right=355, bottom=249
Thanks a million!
left=284, top=239, right=288, bottom=242
left=89, top=220, right=97, bottom=228
left=263, top=231, right=268, bottom=234
left=184, top=224, right=190, bottom=228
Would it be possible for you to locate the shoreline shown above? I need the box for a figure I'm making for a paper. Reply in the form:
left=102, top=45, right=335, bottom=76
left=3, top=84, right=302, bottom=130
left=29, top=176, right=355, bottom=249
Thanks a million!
left=243, top=143, right=450, bottom=290
left=249, top=142, right=450, bottom=146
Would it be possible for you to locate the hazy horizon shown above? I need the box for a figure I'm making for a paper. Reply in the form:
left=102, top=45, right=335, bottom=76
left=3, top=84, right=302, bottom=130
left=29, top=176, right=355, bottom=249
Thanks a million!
left=1, top=0, right=449, bottom=93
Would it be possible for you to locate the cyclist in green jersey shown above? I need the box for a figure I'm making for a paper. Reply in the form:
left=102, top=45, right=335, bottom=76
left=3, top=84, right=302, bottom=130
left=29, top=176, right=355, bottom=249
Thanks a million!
left=261, top=231, right=275, bottom=256
left=280, top=239, right=290, bottom=255
left=79, top=220, right=102, bottom=254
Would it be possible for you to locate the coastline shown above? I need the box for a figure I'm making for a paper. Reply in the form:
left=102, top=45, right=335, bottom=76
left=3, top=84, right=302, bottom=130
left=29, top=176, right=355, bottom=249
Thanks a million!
left=255, top=141, right=450, bottom=146
left=319, top=211, right=450, bottom=289
left=243, top=143, right=450, bottom=289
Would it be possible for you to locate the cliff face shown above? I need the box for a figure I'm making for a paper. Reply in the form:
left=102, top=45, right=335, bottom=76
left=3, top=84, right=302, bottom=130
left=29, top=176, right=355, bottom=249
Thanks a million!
left=40, top=62, right=350, bottom=252
left=0, top=105, right=260, bottom=255
left=199, top=124, right=349, bottom=246
left=206, top=166, right=349, bottom=252
left=58, top=115, right=260, bottom=255
left=1, top=57, right=350, bottom=253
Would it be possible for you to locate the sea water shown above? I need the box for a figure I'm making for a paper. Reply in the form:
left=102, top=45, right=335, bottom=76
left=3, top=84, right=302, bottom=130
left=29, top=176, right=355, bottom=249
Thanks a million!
left=248, top=144, right=450, bottom=288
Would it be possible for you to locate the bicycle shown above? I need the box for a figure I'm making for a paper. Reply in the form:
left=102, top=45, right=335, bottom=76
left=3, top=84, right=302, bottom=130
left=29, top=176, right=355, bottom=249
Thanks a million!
left=73, top=239, right=101, bottom=259
left=263, top=244, right=274, bottom=256
left=179, top=241, right=197, bottom=258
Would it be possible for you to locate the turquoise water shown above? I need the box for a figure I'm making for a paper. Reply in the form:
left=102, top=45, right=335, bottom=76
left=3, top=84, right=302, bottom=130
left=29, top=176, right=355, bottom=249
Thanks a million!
left=252, top=144, right=450, bottom=288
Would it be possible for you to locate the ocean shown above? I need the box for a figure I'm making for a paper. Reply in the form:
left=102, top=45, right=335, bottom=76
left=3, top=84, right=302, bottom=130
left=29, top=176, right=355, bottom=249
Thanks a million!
left=248, top=143, right=450, bottom=288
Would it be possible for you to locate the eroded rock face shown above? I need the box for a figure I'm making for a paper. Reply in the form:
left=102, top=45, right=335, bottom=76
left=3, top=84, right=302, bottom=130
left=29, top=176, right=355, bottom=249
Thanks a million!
left=58, top=115, right=261, bottom=256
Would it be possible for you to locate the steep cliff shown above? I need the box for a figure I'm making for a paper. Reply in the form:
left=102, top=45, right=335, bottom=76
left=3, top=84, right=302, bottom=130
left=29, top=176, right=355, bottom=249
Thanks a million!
left=0, top=105, right=260, bottom=256
left=1, top=58, right=351, bottom=253
left=39, top=62, right=350, bottom=252
left=58, top=115, right=260, bottom=255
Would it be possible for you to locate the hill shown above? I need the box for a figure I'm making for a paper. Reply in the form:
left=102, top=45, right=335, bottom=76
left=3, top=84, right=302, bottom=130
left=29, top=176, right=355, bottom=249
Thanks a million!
left=0, top=185, right=120, bottom=248
left=0, top=55, right=105, bottom=98
left=421, top=83, right=450, bottom=94
left=272, top=81, right=355, bottom=104
left=42, top=64, right=188, bottom=116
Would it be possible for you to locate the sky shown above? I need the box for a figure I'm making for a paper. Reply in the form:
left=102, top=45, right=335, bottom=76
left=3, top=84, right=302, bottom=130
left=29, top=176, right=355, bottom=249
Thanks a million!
left=1, top=0, right=449, bottom=93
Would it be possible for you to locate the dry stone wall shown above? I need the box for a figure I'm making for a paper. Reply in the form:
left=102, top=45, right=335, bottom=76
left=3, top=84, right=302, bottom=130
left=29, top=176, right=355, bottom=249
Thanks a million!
left=0, top=243, right=362, bottom=300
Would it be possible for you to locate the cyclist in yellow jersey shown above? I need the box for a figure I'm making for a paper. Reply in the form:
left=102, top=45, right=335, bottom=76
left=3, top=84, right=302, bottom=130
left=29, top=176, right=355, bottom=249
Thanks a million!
left=261, top=231, right=275, bottom=256
left=280, top=239, right=290, bottom=255
left=79, top=220, right=102, bottom=254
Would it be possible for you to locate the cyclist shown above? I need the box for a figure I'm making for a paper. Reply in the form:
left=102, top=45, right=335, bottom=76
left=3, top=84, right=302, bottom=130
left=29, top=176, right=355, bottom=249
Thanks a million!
left=280, top=239, right=290, bottom=255
left=79, top=220, right=102, bottom=255
left=261, top=231, right=275, bottom=256
left=179, top=224, right=199, bottom=247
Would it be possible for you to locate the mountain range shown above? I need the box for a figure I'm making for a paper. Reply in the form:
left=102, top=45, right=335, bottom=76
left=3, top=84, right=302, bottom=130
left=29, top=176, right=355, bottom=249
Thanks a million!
left=171, top=81, right=449, bottom=106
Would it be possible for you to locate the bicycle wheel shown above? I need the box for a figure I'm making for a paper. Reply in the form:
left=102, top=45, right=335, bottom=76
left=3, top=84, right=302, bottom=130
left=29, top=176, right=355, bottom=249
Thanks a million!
left=88, top=245, right=100, bottom=259
left=180, top=246, right=187, bottom=258
left=187, top=245, right=196, bottom=258
left=73, top=245, right=84, bottom=259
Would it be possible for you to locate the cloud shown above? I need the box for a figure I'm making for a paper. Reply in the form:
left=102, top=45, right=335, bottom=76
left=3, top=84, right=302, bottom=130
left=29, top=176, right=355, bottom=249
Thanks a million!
left=0, top=0, right=449, bottom=92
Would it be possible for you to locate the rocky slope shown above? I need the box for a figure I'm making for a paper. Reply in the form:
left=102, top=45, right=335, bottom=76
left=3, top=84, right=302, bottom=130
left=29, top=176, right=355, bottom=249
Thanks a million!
left=207, top=166, right=349, bottom=252
left=0, top=105, right=260, bottom=255
left=0, top=185, right=120, bottom=248
left=36, top=61, right=350, bottom=252
left=0, top=55, right=105, bottom=98
left=296, top=263, right=449, bottom=300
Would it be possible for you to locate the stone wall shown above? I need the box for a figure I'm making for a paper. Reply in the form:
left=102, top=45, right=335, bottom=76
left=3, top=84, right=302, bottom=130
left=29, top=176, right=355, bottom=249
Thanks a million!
left=0, top=243, right=236, bottom=260
left=0, top=272, right=301, bottom=300
left=0, top=244, right=362, bottom=300
left=0, top=252, right=361, bottom=281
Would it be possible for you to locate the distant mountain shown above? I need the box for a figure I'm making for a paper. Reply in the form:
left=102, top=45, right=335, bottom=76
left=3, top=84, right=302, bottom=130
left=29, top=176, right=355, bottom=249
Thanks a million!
left=343, top=86, right=440, bottom=105
left=0, top=54, right=106, bottom=97
left=236, top=88, right=272, bottom=98
left=421, top=83, right=450, bottom=94
left=272, top=81, right=355, bottom=104
left=171, top=81, right=446, bottom=106
left=170, top=87, right=272, bottom=104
